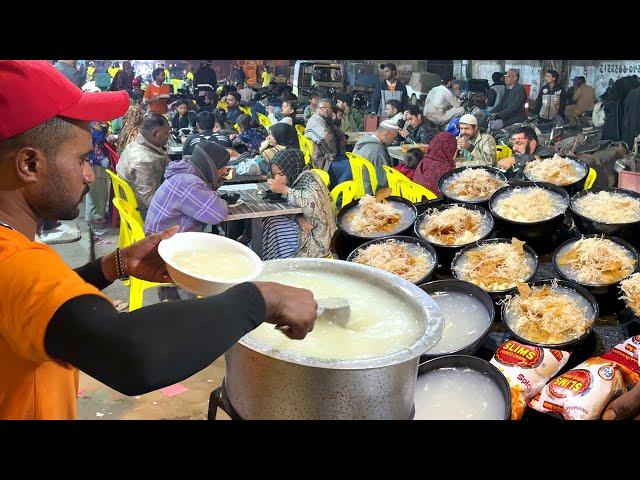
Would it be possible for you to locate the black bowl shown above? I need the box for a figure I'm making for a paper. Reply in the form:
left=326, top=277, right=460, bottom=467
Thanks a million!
left=552, top=234, right=640, bottom=314
left=450, top=238, right=539, bottom=302
left=330, top=229, right=364, bottom=260
left=414, top=203, right=494, bottom=273
left=501, top=279, right=599, bottom=350
left=570, top=187, right=640, bottom=250
left=337, top=195, right=418, bottom=242
left=489, top=181, right=570, bottom=246
left=418, top=280, right=495, bottom=360
left=346, top=235, right=438, bottom=285
left=415, top=355, right=512, bottom=420
left=438, top=166, right=508, bottom=206
left=522, top=155, right=589, bottom=197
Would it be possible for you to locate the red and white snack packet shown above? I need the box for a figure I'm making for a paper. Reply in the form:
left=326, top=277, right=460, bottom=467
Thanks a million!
left=490, top=339, right=570, bottom=420
left=528, top=357, right=626, bottom=420
left=600, top=335, right=640, bottom=385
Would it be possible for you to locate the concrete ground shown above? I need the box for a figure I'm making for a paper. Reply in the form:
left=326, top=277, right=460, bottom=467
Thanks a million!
left=53, top=203, right=229, bottom=420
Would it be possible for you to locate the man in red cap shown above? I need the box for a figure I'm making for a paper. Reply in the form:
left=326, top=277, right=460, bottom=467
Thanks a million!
left=0, top=60, right=317, bottom=419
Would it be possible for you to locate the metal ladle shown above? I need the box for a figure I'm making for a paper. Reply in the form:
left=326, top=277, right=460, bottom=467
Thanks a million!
left=275, top=297, right=351, bottom=332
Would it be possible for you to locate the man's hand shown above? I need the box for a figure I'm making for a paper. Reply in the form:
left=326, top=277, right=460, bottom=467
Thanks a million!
left=399, top=129, right=409, bottom=139
left=252, top=281, right=317, bottom=340
left=457, top=136, right=471, bottom=150
left=101, top=225, right=180, bottom=284
left=497, top=156, right=516, bottom=170
left=602, top=382, right=640, bottom=420
left=296, top=216, right=313, bottom=234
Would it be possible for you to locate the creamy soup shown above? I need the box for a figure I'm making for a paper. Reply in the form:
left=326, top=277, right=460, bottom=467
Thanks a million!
left=171, top=250, right=256, bottom=281
left=247, top=270, right=425, bottom=360
left=493, top=187, right=568, bottom=223
left=342, top=199, right=416, bottom=238
left=573, top=191, right=640, bottom=224
left=427, top=291, right=491, bottom=354
left=414, top=367, right=506, bottom=420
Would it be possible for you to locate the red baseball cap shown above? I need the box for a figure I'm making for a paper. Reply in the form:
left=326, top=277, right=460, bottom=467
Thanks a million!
left=0, top=60, right=131, bottom=142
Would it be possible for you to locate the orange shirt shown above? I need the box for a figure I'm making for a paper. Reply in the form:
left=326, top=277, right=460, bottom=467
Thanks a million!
left=0, top=228, right=110, bottom=419
left=144, top=83, right=171, bottom=115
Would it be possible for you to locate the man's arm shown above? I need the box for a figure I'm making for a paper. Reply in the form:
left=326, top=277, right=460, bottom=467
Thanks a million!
left=179, top=184, right=229, bottom=226
left=500, top=86, right=527, bottom=120
left=371, top=81, right=382, bottom=114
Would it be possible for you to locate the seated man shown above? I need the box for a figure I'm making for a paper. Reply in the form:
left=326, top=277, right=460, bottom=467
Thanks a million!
left=399, top=105, right=435, bottom=145
left=335, top=92, right=364, bottom=133
left=352, top=124, right=398, bottom=194
left=564, top=76, right=596, bottom=127
left=304, top=98, right=352, bottom=187
left=182, top=111, right=233, bottom=156
left=384, top=99, right=403, bottom=126
left=145, top=142, right=229, bottom=235
left=456, top=114, right=496, bottom=167
left=251, top=90, right=269, bottom=123
left=116, top=113, right=170, bottom=217
left=269, top=97, right=296, bottom=126
left=225, top=91, right=242, bottom=125
left=303, top=91, right=319, bottom=122
left=496, top=126, right=554, bottom=174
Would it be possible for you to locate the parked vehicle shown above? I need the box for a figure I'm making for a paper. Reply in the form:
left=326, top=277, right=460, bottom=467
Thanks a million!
left=292, top=60, right=343, bottom=103
left=345, top=63, right=377, bottom=93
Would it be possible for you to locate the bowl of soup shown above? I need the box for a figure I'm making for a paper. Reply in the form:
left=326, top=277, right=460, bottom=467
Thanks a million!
left=158, top=232, right=263, bottom=296
left=522, top=154, right=589, bottom=196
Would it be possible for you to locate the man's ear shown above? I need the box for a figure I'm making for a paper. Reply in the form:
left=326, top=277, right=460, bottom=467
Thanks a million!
left=15, top=147, right=47, bottom=184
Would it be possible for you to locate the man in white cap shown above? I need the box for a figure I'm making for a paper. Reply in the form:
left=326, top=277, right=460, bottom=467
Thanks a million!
left=353, top=123, right=399, bottom=194
left=456, top=113, right=496, bottom=167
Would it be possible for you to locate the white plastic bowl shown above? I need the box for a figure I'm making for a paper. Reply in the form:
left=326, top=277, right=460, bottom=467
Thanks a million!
left=158, top=232, right=263, bottom=296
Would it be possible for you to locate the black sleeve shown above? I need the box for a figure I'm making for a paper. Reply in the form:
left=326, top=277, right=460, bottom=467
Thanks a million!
left=487, top=88, right=497, bottom=107
left=501, top=86, right=527, bottom=120
left=74, top=258, right=112, bottom=291
left=44, top=282, right=266, bottom=396
left=371, top=81, right=382, bottom=114
left=531, top=88, right=542, bottom=115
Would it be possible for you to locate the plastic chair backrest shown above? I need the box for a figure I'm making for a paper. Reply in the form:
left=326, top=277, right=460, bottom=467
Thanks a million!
left=105, top=169, right=140, bottom=210
left=330, top=181, right=357, bottom=209
left=382, top=165, right=410, bottom=197
left=346, top=152, right=378, bottom=197
left=496, top=145, right=512, bottom=161
left=295, top=124, right=305, bottom=136
left=239, top=106, right=252, bottom=116
left=298, top=134, right=313, bottom=165
left=257, top=113, right=272, bottom=128
left=217, top=101, right=228, bottom=112
left=233, top=123, right=240, bottom=133
left=112, top=198, right=145, bottom=243
left=398, top=179, right=438, bottom=203
left=584, top=167, right=597, bottom=190
left=311, top=168, right=330, bottom=187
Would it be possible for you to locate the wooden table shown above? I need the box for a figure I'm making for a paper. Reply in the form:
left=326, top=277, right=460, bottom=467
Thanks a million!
left=387, top=146, right=408, bottom=163
left=220, top=184, right=303, bottom=258
left=225, top=175, right=267, bottom=185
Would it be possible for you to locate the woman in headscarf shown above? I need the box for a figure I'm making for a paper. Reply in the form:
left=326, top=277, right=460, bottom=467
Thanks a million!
left=262, top=150, right=337, bottom=260
left=259, top=122, right=300, bottom=160
left=412, top=132, right=457, bottom=196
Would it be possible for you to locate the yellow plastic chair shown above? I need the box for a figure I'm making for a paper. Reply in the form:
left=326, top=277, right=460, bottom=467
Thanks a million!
left=105, top=169, right=143, bottom=250
left=257, top=112, right=272, bottom=128
left=217, top=101, right=228, bottom=112
left=298, top=134, right=314, bottom=165
left=112, top=198, right=172, bottom=311
left=233, top=123, right=240, bottom=133
left=295, top=124, right=305, bottom=136
left=239, top=106, right=252, bottom=116
left=398, top=179, right=438, bottom=203
left=382, top=165, right=411, bottom=197
left=584, top=167, right=597, bottom=190
left=330, top=181, right=358, bottom=209
left=311, top=168, right=330, bottom=188
left=496, top=145, right=513, bottom=161
left=346, top=152, right=378, bottom=197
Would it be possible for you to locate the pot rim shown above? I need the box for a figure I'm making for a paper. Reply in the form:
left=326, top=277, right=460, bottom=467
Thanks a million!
left=489, top=181, right=570, bottom=226
left=238, top=258, right=444, bottom=370
left=570, top=187, right=640, bottom=227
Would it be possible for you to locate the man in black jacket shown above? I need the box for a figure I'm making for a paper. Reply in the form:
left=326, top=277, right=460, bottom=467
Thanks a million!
left=0, top=60, right=317, bottom=419
left=531, top=69, right=565, bottom=124
left=194, top=61, right=218, bottom=97
left=370, top=63, right=408, bottom=117
left=491, top=69, right=527, bottom=128
left=398, top=105, right=435, bottom=145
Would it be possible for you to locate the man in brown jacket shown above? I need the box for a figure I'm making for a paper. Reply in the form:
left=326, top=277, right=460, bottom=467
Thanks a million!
left=565, top=76, right=595, bottom=126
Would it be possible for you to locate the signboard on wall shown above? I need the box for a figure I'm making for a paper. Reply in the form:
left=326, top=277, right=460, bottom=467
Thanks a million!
left=593, top=60, right=640, bottom=97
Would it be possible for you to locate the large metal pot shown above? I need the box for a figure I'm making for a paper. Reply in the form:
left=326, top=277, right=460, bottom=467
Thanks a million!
left=224, top=258, right=443, bottom=419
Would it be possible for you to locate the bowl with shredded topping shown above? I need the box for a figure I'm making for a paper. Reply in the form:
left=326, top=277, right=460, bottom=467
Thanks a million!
left=553, top=235, right=639, bottom=313
left=571, top=188, right=640, bottom=244
left=451, top=237, right=539, bottom=295
left=338, top=194, right=418, bottom=241
left=489, top=182, right=570, bottom=242
left=501, top=279, right=599, bottom=349
left=439, top=166, right=508, bottom=204
left=620, top=272, right=640, bottom=317
left=415, top=204, right=494, bottom=273
left=347, top=236, right=437, bottom=284
left=523, top=154, right=589, bottom=195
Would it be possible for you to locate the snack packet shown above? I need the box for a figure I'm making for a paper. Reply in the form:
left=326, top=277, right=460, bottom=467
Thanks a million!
left=528, top=357, right=625, bottom=420
left=490, top=339, right=570, bottom=420
left=601, top=335, right=640, bottom=385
